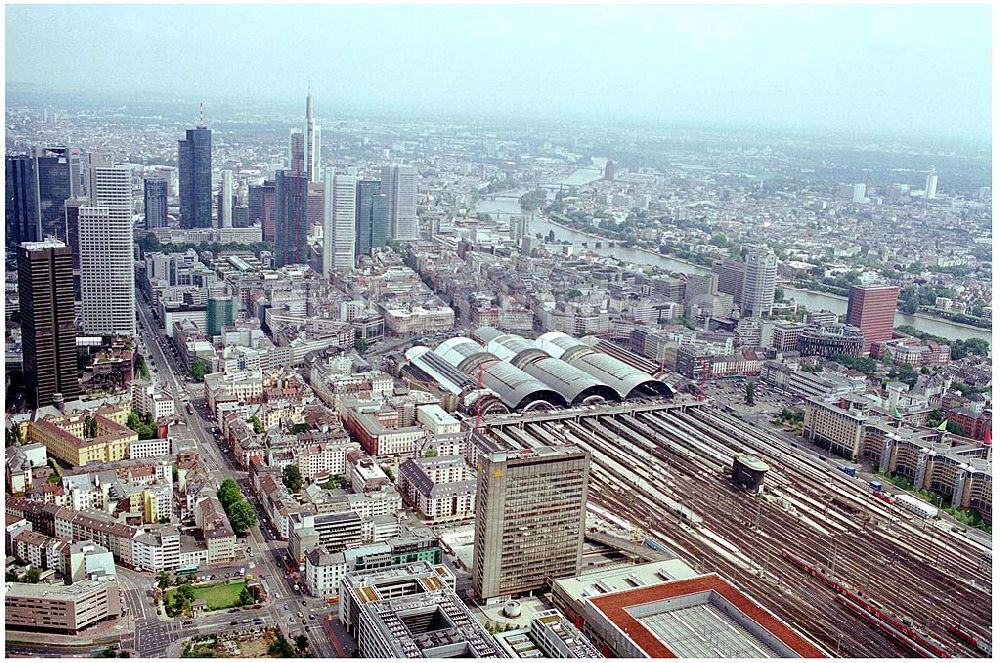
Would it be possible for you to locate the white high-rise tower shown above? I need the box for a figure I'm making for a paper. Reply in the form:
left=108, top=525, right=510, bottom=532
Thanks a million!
left=80, top=156, right=135, bottom=335
left=740, top=245, right=777, bottom=318
left=382, top=164, right=418, bottom=241
left=220, top=169, right=233, bottom=227
left=925, top=170, right=938, bottom=200
left=305, top=91, right=321, bottom=183
left=323, top=167, right=357, bottom=278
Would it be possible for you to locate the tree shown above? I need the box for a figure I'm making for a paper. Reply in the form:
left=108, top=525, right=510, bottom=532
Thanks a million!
left=157, top=571, right=172, bottom=590
left=239, top=587, right=255, bottom=607
left=178, top=583, right=196, bottom=601
left=547, top=230, right=556, bottom=242
left=565, top=289, right=583, bottom=300
left=283, top=464, right=304, bottom=492
left=217, top=479, right=241, bottom=508
left=228, top=499, right=258, bottom=534
left=423, top=449, right=438, bottom=458
left=249, top=416, right=265, bottom=434
left=190, top=358, right=210, bottom=381
left=5, top=570, right=18, bottom=582
left=294, top=634, right=309, bottom=653
left=353, top=338, right=369, bottom=355
left=897, top=363, right=918, bottom=387
left=268, top=632, right=296, bottom=658
left=291, top=422, right=312, bottom=434
left=774, top=287, right=784, bottom=302
left=519, top=188, right=547, bottom=212
left=745, top=382, right=755, bottom=406
left=25, top=566, right=41, bottom=583
left=946, top=420, right=966, bottom=437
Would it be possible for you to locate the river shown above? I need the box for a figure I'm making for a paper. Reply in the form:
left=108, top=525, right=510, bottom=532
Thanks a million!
left=474, top=194, right=991, bottom=344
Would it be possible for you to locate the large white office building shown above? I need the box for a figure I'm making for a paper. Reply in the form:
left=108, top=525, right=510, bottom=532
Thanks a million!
left=323, top=167, right=357, bottom=276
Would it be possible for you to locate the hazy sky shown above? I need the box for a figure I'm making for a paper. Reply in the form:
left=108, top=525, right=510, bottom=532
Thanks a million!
left=6, top=4, right=992, bottom=139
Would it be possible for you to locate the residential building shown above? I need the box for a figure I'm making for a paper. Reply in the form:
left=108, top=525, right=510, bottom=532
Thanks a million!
left=397, top=455, right=476, bottom=521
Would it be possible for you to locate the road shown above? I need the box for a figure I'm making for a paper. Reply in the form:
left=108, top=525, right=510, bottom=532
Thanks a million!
left=133, top=290, right=340, bottom=658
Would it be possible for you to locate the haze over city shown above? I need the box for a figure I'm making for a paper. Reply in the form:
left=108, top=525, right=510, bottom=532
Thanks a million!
left=6, top=4, right=993, bottom=140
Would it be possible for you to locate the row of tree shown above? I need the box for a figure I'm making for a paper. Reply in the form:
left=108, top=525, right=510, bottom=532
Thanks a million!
left=217, top=479, right=257, bottom=535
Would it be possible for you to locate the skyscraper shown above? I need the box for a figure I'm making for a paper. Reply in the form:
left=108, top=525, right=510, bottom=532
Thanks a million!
left=712, top=258, right=745, bottom=305
left=5, top=155, right=40, bottom=252
left=178, top=124, right=212, bottom=228
left=846, top=284, right=900, bottom=356
left=80, top=160, right=135, bottom=336
left=740, top=245, right=777, bottom=318
left=322, top=167, right=357, bottom=277
left=35, top=146, right=83, bottom=241
left=472, top=443, right=590, bottom=601
left=381, top=164, right=418, bottom=241
left=64, top=197, right=87, bottom=301
left=288, top=130, right=305, bottom=176
left=18, top=240, right=80, bottom=409
left=852, top=183, right=867, bottom=203
left=355, top=180, right=388, bottom=256
left=219, top=169, right=233, bottom=227
left=304, top=91, right=321, bottom=183
left=925, top=171, right=938, bottom=200
left=143, top=177, right=168, bottom=229
left=249, top=181, right=277, bottom=242
left=274, top=170, right=309, bottom=267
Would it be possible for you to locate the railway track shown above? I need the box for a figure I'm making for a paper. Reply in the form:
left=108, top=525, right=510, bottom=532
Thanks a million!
left=505, top=404, right=991, bottom=658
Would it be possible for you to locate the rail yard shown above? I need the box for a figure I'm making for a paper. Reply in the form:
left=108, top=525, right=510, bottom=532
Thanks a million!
left=477, top=400, right=992, bottom=658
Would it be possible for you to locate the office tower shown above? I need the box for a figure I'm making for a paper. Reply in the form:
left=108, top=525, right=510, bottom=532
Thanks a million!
left=684, top=272, right=720, bottom=304
left=233, top=206, right=249, bottom=227
left=289, top=130, right=305, bottom=175
left=926, top=171, right=938, bottom=200
left=6, top=155, right=40, bottom=251
left=178, top=123, right=212, bottom=228
left=206, top=292, right=236, bottom=336
left=322, top=167, right=357, bottom=277
left=846, top=284, right=900, bottom=356
left=143, top=177, right=168, bottom=229
left=355, top=180, right=388, bottom=256
left=306, top=183, right=325, bottom=233
left=509, top=216, right=528, bottom=245
left=34, top=146, right=83, bottom=242
left=304, top=91, right=321, bottom=183
left=472, top=444, right=590, bottom=601
left=604, top=159, right=615, bottom=181
left=219, top=169, right=233, bottom=227
left=852, top=183, right=867, bottom=203
left=18, top=240, right=80, bottom=409
left=274, top=170, right=309, bottom=267
left=740, top=246, right=777, bottom=318
left=381, top=164, right=418, bottom=241
left=249, top=181, right=277, bottom=242
left=712, top=258, right=745, bottom=305
left=64, top=197, right=87, bottom=300
left=80, top=161, right=135, bottom=336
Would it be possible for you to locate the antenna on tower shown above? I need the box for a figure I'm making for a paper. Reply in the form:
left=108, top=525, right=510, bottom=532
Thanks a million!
left=199, top=101, right=205, bottom=127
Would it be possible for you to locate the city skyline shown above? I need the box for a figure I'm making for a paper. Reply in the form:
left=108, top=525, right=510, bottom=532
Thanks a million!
left=5, top=4, right=992, bottom=142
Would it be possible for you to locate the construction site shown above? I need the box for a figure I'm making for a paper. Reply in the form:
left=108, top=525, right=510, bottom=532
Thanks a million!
left=474, top=400, right=992, bottom=658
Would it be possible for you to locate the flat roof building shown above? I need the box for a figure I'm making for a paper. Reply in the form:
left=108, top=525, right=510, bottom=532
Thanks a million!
left=6, top=579, right=121, bottom=634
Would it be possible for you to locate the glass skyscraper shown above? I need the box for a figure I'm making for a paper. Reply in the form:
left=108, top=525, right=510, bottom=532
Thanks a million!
left=355, top=179, right=388, bottom=256
left=178, top=126, right=212, bottom=228
left=274, top=169, right=310, bottom=267
left=144, top=177, right=168, bottom=229
left=5, top=155, right=40, bottom=255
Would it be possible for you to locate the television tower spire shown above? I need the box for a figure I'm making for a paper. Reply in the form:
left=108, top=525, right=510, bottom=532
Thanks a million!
left=198, top=101, right=205, bottom=128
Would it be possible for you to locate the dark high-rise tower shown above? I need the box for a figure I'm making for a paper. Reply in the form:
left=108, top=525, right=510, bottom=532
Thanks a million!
left=18, top=240, right=80, bottom=409
left=64, top=197, right=87, bottom=301
left=355, top=179, right=388, bottom=256
left=289, top=130, right=305, bottom=176
left=5, top=156, right=40, bottom=254
left=249, top=181, right=277, bottom=242
left=274, top=170, right=309, bottom=267
left=35, top=146, right=82, bottom=242
left=144, top=177, right=168, bottom=229
left=847, top=285, right=900, bottom=356
left=178, top=120, right=212, bottom=228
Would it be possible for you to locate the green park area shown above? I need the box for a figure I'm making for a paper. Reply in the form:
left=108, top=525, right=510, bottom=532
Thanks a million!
left=165, top=580, right=248, bottom=613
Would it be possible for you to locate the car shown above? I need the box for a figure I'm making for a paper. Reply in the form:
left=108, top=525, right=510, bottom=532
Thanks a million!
left=309, top=614, right=316, bottom=621
left=289, top=617, right=295, bottom=623
left=297, top=611, right=304, bottom=618
left=283, top=603, right=289, bottom=610
left=254, top=618, right=264, bottom=625
left=230, top=620, right=238, bottom=625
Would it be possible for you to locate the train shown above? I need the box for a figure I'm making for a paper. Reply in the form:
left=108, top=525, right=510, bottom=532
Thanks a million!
left=947, top=624, right=992, bottom=655
left=781, top=550, right=951, bottom=658
left=836, top=464, right=857, bottom=478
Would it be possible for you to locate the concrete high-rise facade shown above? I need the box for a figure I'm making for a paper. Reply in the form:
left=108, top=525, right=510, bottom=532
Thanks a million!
left=381, top=164, right=418, bottom=241
left=846, top=284, right=900, bottom=356
left=178, top=125, right=212, bottom=228
left=472, top=444, right=590, bottom=602
left=143, top=177, right=168, bottom=229
left=80, top=162, right=135, bottom=336
left=63, top=197, right=87, bottom=300
left=274, top=170, right=309, bottom=267
left=219, top=169, right=233, bottom=228
left=740, top=246, right=777, bottom=318
left=852, top=183, right=867, bottom=203
left=249, top=181, right=276, bottom=242
left=712, top=258, right=745, bottom=306
left=5, top=155, right=40, bottom=252
left=925, top=172, right=938, bottom=200
left=304, top=92, right=321, bottom=183
left=323, top=167, right=357, bottom=277
left=17, top=240, right=80, bottom=409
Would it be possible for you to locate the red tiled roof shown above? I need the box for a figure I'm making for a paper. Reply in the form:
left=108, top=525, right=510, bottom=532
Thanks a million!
left=588, top=574, right=826, bottom=658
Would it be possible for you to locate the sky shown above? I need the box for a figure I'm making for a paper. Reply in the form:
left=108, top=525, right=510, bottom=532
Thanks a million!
left=5, top=4, right=992, bottom=140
